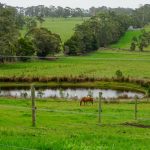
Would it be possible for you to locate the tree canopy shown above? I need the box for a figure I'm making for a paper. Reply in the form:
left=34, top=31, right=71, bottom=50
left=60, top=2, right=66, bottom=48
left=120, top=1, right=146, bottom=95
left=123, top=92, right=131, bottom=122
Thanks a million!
left=0, top=4, right=19, bottom=57
left=64, top=12, right=131, bottom=55
left=26, top=28, right=62, bottom=57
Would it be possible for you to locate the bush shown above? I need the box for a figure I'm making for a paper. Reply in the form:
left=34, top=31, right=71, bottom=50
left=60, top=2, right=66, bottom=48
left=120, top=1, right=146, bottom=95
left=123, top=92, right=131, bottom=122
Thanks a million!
left=115, top=70, right=123, bottom=78
left=16, top=38, right=35, bottom=61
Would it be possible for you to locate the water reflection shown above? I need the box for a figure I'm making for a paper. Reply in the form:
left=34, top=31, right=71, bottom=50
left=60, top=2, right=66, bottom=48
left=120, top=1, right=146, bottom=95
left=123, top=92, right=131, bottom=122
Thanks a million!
left=0, top=88, right=144, bottom=99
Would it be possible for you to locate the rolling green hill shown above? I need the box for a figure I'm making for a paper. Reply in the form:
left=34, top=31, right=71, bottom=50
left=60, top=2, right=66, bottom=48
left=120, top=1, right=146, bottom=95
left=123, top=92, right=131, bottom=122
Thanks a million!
left=21, top=17, right=87, bottom=43
left=111, top=30, right=142, bottom=49
left=111, top=25, right=150, bottom=50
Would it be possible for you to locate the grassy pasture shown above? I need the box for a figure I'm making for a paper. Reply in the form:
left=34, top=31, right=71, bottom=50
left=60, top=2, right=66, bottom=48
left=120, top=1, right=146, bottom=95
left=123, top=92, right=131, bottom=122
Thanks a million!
left=111, top=25, right=150, bottom=50
left=0, top=50, right=150, bottom=80
left=0, top=97, right=149, bottom=150
left=21, top=17, right=86, bottom=42
left=111, top=30, right=142, bottom=49
left=42, top=17, right=86, bottom=42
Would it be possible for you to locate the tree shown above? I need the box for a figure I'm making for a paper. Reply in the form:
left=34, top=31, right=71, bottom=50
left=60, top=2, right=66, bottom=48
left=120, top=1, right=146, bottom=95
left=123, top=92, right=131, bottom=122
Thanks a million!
left=0, top=5, right=19, bottom=59
left=25, top=17, right=37, bottom=30
left=130, top=36, right=137, bottom=51
left=132, top=30, right=150, bottom=52
left=64, top=33, right=82, bottom=55
left=130, top=42, right=136, bottom=51
left=116, top=70, right=123, bottom=78
left=26, top=28, right=62, bottom=57
left=16, top=38, right=35, bottom=61
left=63, top=7, right=72, bottom=18
left=65, top=12, right=130, bottom=55
left=36, top=15, right=45, bottom=27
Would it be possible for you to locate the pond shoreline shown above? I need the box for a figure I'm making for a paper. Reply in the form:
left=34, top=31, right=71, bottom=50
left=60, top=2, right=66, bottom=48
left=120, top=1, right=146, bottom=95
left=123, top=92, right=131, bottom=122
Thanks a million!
left=0, top=81, right=146, bottom=94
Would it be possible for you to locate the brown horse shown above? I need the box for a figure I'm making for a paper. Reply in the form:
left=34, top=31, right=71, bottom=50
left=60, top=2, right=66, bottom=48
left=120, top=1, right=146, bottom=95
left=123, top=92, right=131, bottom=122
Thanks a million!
left=80, top=96, right=94, bottom=106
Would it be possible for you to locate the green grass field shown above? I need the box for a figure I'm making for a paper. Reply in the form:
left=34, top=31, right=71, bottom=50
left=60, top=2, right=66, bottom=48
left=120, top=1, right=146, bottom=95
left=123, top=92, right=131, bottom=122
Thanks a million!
left=21, top=17, right=86, bottom=42
left=0, top=97, right=149, bottom=150
left=1, top=50, right=150, bottom=80
left=2, top=18, right=150, bottom=150
left=111, top=25, right=150, bottom=50
left=111, top=30, right=142, bottom=49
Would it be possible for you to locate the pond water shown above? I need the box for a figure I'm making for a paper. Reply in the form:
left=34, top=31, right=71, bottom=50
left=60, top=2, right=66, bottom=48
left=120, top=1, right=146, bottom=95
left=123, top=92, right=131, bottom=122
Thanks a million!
left=0, top=87, right=144, bottom=99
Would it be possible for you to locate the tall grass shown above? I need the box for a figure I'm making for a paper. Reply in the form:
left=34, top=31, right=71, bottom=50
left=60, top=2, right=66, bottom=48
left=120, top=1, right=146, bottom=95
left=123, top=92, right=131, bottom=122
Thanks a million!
left=0, top=50, right=150, bottom=81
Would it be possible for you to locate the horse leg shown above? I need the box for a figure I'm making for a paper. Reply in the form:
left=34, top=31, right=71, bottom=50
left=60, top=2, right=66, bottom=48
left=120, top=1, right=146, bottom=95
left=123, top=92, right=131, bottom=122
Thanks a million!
left=80, top=101, right=82, bottom=106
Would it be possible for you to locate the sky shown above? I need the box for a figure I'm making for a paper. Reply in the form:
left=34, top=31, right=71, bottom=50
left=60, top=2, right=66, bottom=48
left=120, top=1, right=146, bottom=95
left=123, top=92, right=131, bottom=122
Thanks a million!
left=0, top=0, right=150, bottom=9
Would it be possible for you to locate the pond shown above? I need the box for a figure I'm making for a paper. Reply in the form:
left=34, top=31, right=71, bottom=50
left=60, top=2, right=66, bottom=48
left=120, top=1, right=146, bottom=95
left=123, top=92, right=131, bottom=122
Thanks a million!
left=0, top=87, right=144, bottom=99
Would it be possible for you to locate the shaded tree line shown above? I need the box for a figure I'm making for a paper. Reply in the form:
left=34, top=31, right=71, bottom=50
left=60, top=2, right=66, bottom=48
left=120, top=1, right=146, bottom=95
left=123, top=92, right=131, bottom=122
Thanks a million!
left=64, top=12, right=131, bottom=55
left=0, top=4, right=61, bottom=62
left=16, top=5, right=89, bottom=18
left=2, top=3, right=150, bottom=62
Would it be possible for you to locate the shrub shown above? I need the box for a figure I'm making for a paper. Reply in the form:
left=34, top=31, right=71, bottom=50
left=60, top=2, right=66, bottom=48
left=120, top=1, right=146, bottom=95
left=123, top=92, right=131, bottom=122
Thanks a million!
left=115, top=70, right=123, bottom=78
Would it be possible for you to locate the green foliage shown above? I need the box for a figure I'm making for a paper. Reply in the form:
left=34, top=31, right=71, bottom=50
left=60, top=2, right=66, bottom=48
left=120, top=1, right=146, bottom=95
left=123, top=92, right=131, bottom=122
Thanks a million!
left=26, top=28, right=62, bottom=57
left=25, top=17, right=37, bottom=30
left=16, top=38, right=35, bottom=61
left=111, top=30, right=142, bottom=49
left=115, top=70, right=123, bottom=78
left=130, top=36, right=137, bottom=51
left=130, top=30, right=150, bottom=51
left=21, top=17, right=85, bottom=43
left=65, top=12, right=131, bottom=55
left=36, top=15, right=45, bottom=27
left=130, top=42, right=136, bottom=51
left=0, top=5, right=19, bottom=57
left=15, top=14, right=26, bottom=29
left=131, top=4, right=150, bottom=27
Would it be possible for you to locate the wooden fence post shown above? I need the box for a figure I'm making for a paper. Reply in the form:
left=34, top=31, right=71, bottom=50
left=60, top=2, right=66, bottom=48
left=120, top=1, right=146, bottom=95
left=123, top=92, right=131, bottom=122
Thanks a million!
left=134, top=95, right=138, bottom=120
left=31, top=85, right=36, bottom=127
left=98, top=92, right=102, bottom=125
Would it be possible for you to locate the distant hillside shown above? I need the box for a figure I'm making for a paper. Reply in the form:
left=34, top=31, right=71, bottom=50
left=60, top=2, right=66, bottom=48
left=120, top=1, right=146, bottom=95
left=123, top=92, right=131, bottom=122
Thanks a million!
left=21, top=17, right=87, bottom=42
left=111, top=30, right=142, bottom=49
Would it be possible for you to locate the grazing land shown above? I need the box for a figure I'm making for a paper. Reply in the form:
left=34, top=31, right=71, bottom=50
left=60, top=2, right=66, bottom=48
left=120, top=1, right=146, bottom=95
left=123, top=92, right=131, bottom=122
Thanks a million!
left=21, top=17, right=86, bottom=42
left=0, top=50, right=150, bottom=80
left=111, top=30, right=142, bottom=49
left=111, top=24, right=150, bottom=50
left=1, top=4, right=150, bottom=150
left=0, top=97, right=149, bottom=150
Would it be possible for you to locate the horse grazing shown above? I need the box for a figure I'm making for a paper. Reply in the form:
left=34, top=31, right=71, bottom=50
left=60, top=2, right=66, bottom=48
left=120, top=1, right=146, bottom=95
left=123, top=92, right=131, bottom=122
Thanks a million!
left=80, top=96, right=94, bottom=106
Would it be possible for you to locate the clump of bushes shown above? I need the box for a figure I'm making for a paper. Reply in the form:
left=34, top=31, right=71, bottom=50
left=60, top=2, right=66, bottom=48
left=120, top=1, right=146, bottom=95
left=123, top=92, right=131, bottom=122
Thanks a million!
left=115, top=70, right=123, bottom=78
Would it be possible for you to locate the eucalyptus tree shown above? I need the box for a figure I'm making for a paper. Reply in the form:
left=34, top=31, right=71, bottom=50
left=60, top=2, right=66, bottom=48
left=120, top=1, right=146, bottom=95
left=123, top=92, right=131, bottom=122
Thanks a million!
left=0, top=5, right=19, bottom=60
left=26, top=28, right=62, bottom=57
left=64, top=12, right=131, bottom=55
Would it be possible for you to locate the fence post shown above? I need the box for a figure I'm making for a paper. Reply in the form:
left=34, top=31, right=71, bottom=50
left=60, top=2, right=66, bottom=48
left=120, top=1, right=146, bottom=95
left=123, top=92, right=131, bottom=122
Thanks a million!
left=98, top=92, right=102, bottom=125
left=134, top=95, right=138, bottom=120
left=31, top=85, right=36, bottom=127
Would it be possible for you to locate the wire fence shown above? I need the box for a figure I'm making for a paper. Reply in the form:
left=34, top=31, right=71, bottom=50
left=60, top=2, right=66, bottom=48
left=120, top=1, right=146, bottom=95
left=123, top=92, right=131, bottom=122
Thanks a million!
left=0, top=103, right=149, bottom=120
left=0, top=52, right=150, bottom=149
left=0, top=100, right=150, bottom=150
left=1, top=55, right=150, bottom=61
